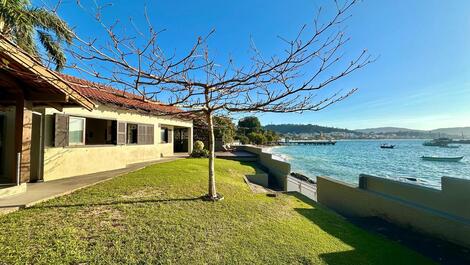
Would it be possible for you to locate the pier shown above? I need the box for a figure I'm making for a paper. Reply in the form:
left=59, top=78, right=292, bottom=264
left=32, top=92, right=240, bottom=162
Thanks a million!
left=279, top=140, right=336, bottom=146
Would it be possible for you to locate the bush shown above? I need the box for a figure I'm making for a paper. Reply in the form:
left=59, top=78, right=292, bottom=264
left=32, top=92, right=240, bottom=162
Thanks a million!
left=194, top=140, right=205, bottom=151
left=191, top=148, right=209, bottom=158
left=247, top=132, right=267, bottom=145
left=237, top=135, right=250, bottom=145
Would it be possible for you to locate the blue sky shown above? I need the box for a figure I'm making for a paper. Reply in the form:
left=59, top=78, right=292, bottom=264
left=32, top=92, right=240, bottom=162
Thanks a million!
left=42, top=0, right=470, bottom=130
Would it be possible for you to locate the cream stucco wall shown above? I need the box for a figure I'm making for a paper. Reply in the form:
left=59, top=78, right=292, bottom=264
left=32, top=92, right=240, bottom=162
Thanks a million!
left=42, top=105, right=192, bottom=181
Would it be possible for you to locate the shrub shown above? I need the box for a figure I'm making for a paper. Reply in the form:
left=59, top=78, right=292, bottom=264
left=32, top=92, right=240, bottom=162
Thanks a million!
left=191, top=147, right=209, bottom=158
left=247, top=132, right=267, bottom=145
left=191, top=149, right=209, bottom=158
left=237, top=135, right=250, bottom=145
left=194, top=140, right=205, bottom=151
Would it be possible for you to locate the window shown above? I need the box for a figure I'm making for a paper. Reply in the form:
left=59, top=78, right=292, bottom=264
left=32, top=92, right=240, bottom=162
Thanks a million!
left=68, top=117, right=85, bottom=145
left=127, top=123, right=138, bottom=144
left=161, top=127, right=169, bottom=143
left=85, top=118, right=116, bottom=145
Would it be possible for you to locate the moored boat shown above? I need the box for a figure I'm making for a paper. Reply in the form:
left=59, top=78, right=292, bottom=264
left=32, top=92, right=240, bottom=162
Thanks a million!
left=421, top=156, right=464, bottom=162
left=380, top=144, right=395, bottom=149
left=423, top=137, right=453, bottom=147
left=439, top=145, right=460, bottom=149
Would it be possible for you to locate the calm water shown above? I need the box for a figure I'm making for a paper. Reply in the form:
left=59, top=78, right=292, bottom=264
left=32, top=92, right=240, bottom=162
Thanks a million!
left=270, top=140, right=470, bottom=189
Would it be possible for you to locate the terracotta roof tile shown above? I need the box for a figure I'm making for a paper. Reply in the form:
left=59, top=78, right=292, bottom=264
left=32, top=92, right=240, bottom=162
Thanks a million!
left=58, top=74, right=181, bottom=115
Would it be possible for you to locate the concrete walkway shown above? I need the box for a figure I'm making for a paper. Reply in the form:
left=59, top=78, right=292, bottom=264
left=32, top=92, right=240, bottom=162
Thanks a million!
left=0, top=157, right=183, bottom=215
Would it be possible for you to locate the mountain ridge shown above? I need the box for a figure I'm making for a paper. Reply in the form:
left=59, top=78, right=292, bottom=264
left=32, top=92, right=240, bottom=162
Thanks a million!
left=263, top=124, right=470, bottom=137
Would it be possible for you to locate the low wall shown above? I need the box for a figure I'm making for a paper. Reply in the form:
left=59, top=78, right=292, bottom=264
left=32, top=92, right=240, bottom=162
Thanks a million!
left=237, top=146, right=290, bottom=190
left=317, top=175, right=470, bottom=248
left=44, top=143, right=173, bottom=181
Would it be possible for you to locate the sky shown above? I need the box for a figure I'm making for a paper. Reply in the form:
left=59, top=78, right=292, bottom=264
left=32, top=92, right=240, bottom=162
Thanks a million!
left=39, top=0, right=470, bottom=130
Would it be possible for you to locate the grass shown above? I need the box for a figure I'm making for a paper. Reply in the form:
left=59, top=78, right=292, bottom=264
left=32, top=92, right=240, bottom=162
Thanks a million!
left=0, top=159, right=434, bottom=265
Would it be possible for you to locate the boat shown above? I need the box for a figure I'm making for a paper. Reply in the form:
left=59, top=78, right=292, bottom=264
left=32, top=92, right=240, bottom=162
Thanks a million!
left=380, top=144, right=395, bottom=149
left=439, top=145, right=460, bottom=149
left=423, top=137, right=453, bottom=147
left=421, top=156, right=464, bottom=162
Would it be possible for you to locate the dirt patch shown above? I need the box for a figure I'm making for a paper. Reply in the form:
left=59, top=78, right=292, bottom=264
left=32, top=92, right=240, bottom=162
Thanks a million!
left=81, top=206, right=126, bottom=230
left=120, top=187, right=164, bottom=199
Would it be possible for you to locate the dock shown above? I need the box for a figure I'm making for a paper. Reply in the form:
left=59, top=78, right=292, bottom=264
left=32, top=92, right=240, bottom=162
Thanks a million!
left=279, top=140, right=336, bottom=146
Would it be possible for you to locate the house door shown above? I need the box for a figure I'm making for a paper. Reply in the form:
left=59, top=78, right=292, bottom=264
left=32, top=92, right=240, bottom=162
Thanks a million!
left=30, top=112, right=43, bottom=182
left=173, top=128, right=189, bottom=153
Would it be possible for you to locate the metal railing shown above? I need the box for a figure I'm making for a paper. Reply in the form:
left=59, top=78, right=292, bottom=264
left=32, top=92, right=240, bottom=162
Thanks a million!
left=287, top=176, right=317, bottom=201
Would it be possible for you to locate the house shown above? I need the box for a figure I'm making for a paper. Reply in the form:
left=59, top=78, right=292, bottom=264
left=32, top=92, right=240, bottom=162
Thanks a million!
left=0, top=37, right=193, bottom=186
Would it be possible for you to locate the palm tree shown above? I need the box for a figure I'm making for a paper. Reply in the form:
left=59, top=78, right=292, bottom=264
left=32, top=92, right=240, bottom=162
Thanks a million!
left=0, top=0, right=73, bottom=70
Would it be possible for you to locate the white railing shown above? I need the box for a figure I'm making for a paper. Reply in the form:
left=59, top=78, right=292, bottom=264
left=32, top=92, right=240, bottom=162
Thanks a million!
left=287, top=176, right=317, bottom=201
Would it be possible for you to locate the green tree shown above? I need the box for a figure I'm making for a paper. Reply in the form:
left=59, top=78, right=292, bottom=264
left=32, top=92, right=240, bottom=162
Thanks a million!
left=238, top=116, right=262, bottom=135
left=0, top=0, right=73, bottom=70
left=237, top=135, right=250, bottom=145
left=264, top=130, right=279, bottom=143
left=214, top=116, right=236, bottom=144
left=247, top=132, right=267, bottom=145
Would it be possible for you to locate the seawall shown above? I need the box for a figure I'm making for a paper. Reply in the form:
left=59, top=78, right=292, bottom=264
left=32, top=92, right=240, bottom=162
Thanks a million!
left=317, top=174, right=470, bottom=248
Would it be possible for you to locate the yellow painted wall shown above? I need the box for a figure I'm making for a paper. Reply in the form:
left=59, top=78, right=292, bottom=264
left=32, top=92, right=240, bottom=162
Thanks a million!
left=42, top=105, right=192, bottom=181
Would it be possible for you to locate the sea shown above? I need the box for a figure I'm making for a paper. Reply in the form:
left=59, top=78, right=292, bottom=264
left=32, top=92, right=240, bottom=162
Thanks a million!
left=268, top=139, right=470, bottom=189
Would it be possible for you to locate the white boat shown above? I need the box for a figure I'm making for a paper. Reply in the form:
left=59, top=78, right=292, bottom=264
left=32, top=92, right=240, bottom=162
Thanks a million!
left=421, top=156, right=464, bottom=162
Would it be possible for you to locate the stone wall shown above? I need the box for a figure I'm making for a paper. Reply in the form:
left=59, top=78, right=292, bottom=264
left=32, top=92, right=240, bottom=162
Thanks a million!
left=317, top=175, right=470, bottom=248
left=237, top=145, right=290, bottom=190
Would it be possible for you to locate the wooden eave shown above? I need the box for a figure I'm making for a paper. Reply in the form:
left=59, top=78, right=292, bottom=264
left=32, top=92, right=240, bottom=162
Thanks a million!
left=0, top=36, right=95, bottom=111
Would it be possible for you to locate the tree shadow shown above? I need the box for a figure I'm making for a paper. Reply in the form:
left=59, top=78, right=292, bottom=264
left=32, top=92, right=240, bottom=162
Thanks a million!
left=288, top=192, right=431, bottom=265
left=33, top=196, right=204, bottom=209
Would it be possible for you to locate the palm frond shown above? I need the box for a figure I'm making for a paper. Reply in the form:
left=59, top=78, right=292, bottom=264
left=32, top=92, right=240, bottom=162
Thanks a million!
left=28, top=8, right=73, bottom=43
left=37, top=30, right=66, bottom=70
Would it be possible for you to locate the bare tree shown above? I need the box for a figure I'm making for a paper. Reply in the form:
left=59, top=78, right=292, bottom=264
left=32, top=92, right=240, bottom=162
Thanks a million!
left=66, top=0, right=373, bottom=201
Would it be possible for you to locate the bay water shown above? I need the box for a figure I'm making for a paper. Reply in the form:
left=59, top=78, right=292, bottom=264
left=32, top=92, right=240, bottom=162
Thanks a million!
left=270, top=139, right=470, bottom=189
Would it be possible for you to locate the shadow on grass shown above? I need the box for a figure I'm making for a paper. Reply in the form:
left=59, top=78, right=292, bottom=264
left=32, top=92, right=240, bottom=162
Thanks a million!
left=33, top=196, right=204, bottom=209
left=287, top=192, right=430, bottom=265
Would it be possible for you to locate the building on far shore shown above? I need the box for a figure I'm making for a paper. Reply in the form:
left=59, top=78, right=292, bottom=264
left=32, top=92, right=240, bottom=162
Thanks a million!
left=0, top=36, right=193, bottom=185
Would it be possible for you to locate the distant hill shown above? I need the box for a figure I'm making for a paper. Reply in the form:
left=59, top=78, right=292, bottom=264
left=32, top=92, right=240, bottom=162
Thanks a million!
left=263, top=124, right=353, bottom=134
left=263, top=124, right=470, bottom=139
left=430, top=127, right=470, bottom=137
left=355, top=127, right=422, bottom=134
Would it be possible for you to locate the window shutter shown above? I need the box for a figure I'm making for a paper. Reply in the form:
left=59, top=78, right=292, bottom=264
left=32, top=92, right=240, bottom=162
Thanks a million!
left=148, top=125, right=154, bottom=144
left=117, top=121, right=126, bottom=145
left=54, top=114, right=69, bottom=147
left=137, top=124, right=146, bottom=144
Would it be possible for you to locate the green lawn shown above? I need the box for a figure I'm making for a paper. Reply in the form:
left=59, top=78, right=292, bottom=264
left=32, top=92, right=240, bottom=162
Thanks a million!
left=0, top=159, right=433, bottom=264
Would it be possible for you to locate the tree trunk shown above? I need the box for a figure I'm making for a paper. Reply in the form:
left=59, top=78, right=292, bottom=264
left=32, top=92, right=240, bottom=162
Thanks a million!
left=206, top=111, right=217, bottom=199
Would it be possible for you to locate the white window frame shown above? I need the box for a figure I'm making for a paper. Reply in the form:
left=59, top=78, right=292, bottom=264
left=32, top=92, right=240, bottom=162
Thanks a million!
left=68, top=116, right=86, bottom=146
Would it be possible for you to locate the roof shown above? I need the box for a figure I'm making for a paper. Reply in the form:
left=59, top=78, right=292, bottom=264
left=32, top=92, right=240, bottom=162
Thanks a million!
left=59, top=74, right=182, bottom=115
left=0, top=36, right=94, bottom=111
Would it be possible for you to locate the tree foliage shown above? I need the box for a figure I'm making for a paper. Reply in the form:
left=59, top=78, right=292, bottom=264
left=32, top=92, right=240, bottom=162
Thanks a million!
left=238, top=116, right=262, bottom=134
left=214, top=116, right=236, bottom=144
left=0, top=0, right=73, bottom=70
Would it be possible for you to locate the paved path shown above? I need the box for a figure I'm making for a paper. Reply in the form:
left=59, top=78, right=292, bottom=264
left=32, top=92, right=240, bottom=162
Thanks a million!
left=0, top=157, right=182, bottom=215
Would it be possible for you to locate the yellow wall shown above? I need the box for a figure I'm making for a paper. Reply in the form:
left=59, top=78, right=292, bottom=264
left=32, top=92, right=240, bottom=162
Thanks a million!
left=42, top=105, right=192, bottom=181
